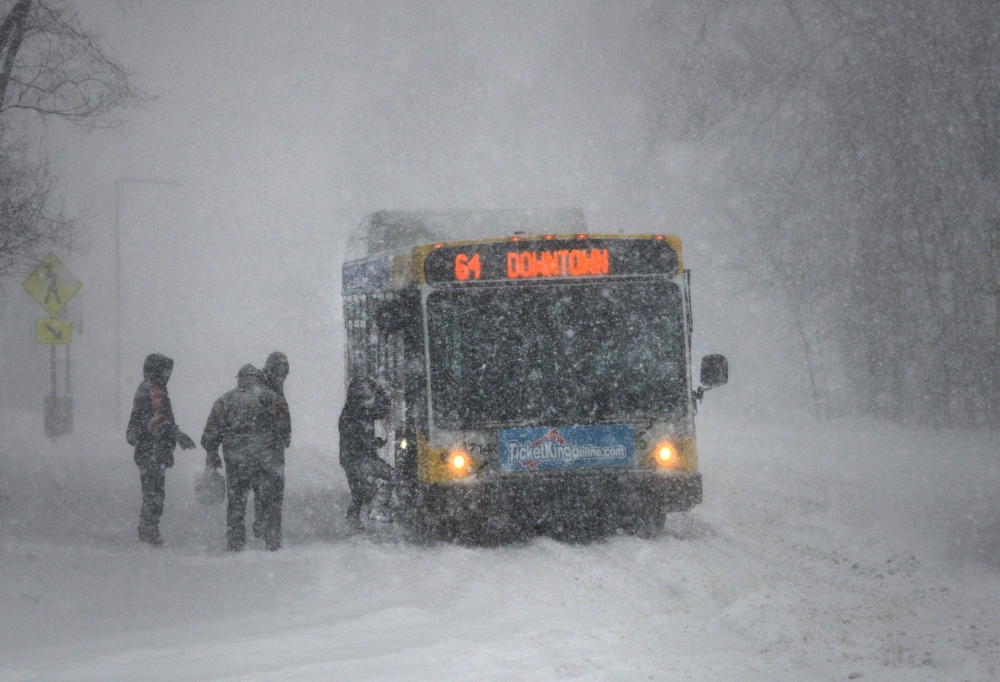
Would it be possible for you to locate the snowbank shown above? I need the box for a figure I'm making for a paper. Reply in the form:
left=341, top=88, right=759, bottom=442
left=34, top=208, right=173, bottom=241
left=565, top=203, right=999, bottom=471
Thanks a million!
left=1, top=409, right=998, bottom=680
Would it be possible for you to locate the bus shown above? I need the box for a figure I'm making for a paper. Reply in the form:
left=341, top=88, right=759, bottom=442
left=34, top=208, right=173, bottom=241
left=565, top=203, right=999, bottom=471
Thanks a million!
left=342, top=207, right=727, bottom=540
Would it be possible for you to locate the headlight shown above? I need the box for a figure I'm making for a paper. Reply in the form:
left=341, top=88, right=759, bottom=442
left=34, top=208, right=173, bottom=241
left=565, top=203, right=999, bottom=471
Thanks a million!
left=448, top=449, right=468, bottom=471
left=653, top=441, right=677, bottom=466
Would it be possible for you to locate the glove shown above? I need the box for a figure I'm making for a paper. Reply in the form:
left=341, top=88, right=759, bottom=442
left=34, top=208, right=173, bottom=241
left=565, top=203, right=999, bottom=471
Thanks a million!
left=373, top=437, right=387, bottom=449
left=206, top=449, right=223, bottom=469
left=176, top=432, right=196, bottom=450
left=164, top=452, right=175, bottom=468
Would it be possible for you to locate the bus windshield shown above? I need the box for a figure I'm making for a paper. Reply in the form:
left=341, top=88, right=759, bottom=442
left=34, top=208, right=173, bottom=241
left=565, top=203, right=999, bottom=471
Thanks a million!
left=427, top=279, right=687, bottom=429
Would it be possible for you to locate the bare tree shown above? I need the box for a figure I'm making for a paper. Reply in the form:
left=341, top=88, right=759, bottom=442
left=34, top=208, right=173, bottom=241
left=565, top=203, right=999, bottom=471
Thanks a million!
left=0, top=143, right=72, bottom=284
left=0, top=0, right=143, bottom=287
left=0, top=0, right=141, bottom=126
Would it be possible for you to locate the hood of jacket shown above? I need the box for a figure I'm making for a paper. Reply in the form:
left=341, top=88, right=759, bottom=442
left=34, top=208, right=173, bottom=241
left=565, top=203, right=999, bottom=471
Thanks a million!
left=263, top=351, right=288, bottom=391
left=237, top=364, right=265, bottom=390
left=143, top=354, right=174, bottom=388
left=344, top=377, right=389, bottom=421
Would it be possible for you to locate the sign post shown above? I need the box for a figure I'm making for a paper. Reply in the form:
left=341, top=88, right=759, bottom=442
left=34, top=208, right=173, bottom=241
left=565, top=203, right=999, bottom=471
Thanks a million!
left=23, top=253, right=81, bottom=438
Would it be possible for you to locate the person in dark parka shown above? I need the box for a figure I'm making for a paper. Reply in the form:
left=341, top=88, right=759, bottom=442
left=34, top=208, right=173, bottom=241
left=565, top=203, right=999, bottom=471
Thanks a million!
left=262, top=352, right=289, bottom=398
left=202, top=364, right=286, bottom=551
left=127, top=353, right=197, bottom=545
left=251, top=351, right=291, bottom=543
left=338, top=377, right=393, bottom=530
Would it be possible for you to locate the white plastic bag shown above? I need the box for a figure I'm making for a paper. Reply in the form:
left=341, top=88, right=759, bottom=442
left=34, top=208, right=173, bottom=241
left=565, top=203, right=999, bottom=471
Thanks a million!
left=195, top=466, right=226, bottom=506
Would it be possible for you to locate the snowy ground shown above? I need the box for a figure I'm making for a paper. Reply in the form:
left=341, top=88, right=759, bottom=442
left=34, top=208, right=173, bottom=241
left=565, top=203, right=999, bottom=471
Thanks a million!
left=1, top=409, right=998, bottom=681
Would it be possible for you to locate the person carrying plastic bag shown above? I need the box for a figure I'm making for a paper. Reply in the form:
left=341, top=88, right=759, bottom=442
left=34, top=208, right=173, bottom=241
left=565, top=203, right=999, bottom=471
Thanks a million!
left=201, top=364, right=286, bottom=551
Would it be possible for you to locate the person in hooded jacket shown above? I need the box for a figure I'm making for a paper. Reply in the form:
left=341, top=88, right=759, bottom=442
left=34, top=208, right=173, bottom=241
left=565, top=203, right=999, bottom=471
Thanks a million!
left=338, top=377, right=393, bottom=531
left=202, top=364, right=285, bottom=551
left=127, top=353, right=197, bottom=546
left=251, top=351, right=291, bottom=544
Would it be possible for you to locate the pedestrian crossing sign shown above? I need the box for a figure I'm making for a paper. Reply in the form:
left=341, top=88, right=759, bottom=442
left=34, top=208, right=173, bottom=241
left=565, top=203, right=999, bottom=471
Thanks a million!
left=23, top=252, right=81, bottom=316
left=36, top=317, right=72, bottom=345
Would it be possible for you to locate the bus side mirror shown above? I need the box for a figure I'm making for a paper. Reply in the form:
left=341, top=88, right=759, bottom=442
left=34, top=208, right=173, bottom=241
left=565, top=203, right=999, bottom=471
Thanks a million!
left=700, top=354, right=728, bottom=388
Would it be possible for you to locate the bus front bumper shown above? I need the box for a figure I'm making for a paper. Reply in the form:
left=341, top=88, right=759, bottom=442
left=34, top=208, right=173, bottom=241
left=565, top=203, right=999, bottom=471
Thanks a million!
left=401, top=469, right=702, bottom=529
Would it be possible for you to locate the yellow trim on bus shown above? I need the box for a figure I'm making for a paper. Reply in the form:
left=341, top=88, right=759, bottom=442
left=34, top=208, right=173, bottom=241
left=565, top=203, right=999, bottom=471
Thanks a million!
left=664, top=235, right=683, bottom=273
left=643, top=435, right=698, bottom=472
left=416, top=430, right=477, bottom=483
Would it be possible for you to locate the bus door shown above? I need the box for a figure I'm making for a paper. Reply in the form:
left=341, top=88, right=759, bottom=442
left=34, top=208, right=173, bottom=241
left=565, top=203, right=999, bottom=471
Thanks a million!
left=373, top=288, right=424, bottom=476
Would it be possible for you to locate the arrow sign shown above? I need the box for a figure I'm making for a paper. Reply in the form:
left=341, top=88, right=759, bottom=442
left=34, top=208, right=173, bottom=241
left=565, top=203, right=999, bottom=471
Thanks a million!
left=23, top=253, right=82, bottom=316
left=35, top=318, right=72, bottom=345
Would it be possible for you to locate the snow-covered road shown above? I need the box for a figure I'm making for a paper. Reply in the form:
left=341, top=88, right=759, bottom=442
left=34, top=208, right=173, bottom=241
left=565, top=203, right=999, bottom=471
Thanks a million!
left=1, top=412, right=998, bottom=681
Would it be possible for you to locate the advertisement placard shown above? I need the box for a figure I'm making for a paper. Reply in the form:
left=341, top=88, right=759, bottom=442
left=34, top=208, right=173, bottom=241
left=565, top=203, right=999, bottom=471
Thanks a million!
left=499, top=424, right=635, bottom=471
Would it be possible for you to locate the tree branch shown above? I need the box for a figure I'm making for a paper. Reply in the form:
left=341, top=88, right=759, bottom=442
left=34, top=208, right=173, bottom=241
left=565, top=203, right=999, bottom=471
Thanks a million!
left=0, top=0, right=31, bottom=112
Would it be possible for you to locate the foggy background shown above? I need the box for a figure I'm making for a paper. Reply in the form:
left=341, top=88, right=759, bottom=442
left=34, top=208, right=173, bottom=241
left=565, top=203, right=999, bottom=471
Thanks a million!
left=0, top=1, right=802, bottom=447
left=2, top=3, right=999, bottom=677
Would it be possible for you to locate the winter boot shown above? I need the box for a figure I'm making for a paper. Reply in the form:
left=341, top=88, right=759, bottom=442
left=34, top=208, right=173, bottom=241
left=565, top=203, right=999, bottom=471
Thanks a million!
left=226, top=540, right=244, bottom=552
left=138, top=525, right=162, bottom=546
left=265, top=537, right=281, bottom=552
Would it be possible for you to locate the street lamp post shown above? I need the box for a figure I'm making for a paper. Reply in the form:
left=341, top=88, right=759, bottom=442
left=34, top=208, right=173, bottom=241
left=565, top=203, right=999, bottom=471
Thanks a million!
left=114, top=177, right=181, bottom=429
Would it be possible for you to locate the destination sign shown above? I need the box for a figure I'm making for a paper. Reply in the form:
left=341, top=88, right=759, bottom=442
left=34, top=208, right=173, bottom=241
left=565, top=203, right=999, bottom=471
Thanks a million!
left=507, top=248, right=608, bottom=279
left=423, top=238, right=678, bottom=284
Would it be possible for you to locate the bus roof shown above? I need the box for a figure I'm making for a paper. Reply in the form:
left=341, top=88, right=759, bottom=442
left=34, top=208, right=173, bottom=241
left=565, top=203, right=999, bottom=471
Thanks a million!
left=347, top=207, right=587, bottom=259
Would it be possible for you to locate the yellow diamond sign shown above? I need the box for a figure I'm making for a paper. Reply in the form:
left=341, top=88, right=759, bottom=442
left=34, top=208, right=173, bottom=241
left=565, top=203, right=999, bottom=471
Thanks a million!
left=23, top=252, right=81, bottom=315
left=36, top=318, right=72, bottom=345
